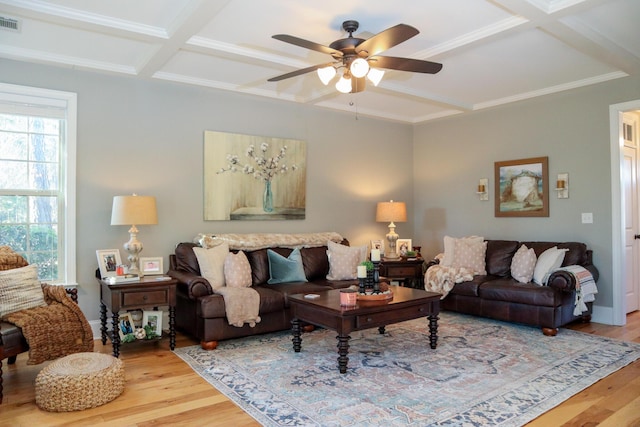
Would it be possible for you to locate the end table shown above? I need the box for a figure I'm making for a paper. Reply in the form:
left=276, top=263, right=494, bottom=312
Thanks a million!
left=379, top=258, right=426, bottom=289
left=98, top=276, right=177, bottom=358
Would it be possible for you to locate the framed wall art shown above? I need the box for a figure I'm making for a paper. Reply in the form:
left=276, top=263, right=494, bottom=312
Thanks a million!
left=203, top=131, right=307, bottom=221
left=494, top=156, right=549, bottom=217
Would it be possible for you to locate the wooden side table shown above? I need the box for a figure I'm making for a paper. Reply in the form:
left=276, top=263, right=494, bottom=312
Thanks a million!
left=98, top=276, right=177, bottom=358
left=379, top=258, right=426, bottom=289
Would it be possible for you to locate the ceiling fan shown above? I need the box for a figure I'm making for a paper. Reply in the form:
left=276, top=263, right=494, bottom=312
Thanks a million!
left=268, top=20, right=443, bottom=93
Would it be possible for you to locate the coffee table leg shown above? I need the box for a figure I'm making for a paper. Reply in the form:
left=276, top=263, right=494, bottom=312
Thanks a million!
left=428, top=314, right=439, bottom=349
left=292, top=318, right=302, bottom=352
left=378, top=326, right=386, bottom=334
left=337, top=334, right=350, bottom=374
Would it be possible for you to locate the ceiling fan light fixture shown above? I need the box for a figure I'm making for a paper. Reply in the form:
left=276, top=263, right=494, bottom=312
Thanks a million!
left=336, top=75, right=352, bottom=93
left=367, top=67, right=385, bottom=86
left=317, top=66, right=336, bottom=85
left=350, top=58, right=369, bottom=78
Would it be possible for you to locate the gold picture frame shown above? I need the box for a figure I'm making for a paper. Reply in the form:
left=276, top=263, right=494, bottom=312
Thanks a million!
left=494, top=156, right=549, bottom=217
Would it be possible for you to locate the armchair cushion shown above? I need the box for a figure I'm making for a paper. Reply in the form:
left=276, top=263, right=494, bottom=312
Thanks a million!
left=0, top=264, right=47, bottom=317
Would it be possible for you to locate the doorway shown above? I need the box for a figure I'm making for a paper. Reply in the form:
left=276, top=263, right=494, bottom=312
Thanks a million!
left=610, top=100, right=640, bottom=325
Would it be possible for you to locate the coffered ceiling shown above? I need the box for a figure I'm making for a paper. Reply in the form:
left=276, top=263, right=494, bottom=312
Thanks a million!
left=0, top=0, right=638, bottom=123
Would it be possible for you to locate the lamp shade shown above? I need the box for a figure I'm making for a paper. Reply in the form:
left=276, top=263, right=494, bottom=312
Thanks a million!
left=111, top=195, right=158, bottom=226
left=376, top=200, right=407, bottom=223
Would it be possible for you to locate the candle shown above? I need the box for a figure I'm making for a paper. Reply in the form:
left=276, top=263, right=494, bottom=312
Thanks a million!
left=357, top=265, right=367, bottom=278
left=557, top=180, right=565, bottom=189
left=371, top=249, right=381, bottom=261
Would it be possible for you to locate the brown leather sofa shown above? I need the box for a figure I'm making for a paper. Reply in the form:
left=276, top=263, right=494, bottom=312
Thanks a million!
left=426, top=240, right=598, bottom=336
left=168, top=241, right=357, bottom=349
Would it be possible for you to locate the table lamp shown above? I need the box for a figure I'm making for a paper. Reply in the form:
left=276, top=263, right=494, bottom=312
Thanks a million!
left=111, top=194, right=158, bottom=275
left=376, top=200, right=407, bottom=260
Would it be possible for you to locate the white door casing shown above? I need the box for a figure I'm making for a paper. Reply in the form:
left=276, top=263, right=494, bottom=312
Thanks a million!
left=623, top=113, right=639, bottom=313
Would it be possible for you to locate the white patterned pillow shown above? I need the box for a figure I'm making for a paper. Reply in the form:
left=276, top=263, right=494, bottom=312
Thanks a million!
left=533, top=247, right=569, bottom=285
left=326, top=241, right=367, bottom=280
left=510, top=244, right=537, bottom=283
left=193, top=242, right=229, bottom=290
left=0, top=264, right=47, bottom=317
left=224, top=251, right=252, bottom=288
left=441, top=235, right=484, bottom=267
left=451, top=238, right=487, bottom=275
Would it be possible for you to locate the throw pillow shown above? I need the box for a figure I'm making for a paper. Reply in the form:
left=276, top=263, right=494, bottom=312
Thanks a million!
left=267, top=248, right=307, bottom=284
left=193, top=242, right=229, bottom=290
left=441, top=235, right=484, bottom=267
left=326, top=241, right=367, bottom=280
left=510, top=244, right=537, bottom=283
left=224, top=251, right=252, bottom=288
left=532, top=247, right=569, bottom=285
left=0, top=264, right=47, bottom=317
left=451, top=238, right=487, bottom=275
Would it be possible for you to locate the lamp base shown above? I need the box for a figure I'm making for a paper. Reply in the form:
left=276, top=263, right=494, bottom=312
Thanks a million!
left=123, top=226, right=143, bottom=275
left=385, top=223, right=400, bottom=260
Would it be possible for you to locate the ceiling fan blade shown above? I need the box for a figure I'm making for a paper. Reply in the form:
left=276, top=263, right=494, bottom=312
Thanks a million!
left=268, top=62, right=335, bottom=82
left=272, top=34, right=343, bottom=57
left=371, top=56, right=443, bottom=74
left=355, top=24, right=419, bottom=57
left=351, top=76, right=366, bottom=93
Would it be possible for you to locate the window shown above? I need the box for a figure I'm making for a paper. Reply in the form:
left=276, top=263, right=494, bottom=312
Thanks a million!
left=0, top=83, right=77, bottom=285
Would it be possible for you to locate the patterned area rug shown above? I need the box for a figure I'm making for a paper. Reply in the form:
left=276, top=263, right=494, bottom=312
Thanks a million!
left=174, top=312, right=640, bottom=426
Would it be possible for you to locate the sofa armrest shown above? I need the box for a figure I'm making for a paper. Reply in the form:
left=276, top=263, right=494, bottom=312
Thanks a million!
left=424, top=258, right=440, bottom=272
left=167, top=269, right=213, bottom=300
left=547, top=264, right=599, bottom=292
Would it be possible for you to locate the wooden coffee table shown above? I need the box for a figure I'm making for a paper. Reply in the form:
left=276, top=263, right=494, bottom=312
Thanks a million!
left=289, top=286, right=441, bottom=373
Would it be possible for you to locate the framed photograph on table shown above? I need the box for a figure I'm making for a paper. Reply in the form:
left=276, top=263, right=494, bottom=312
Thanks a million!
left=397, top=239, right=412, bottom=257
left=96, top=249, right=122, bottom=279
left=140, top=257, right=163, bottom=276
left=117, top=312, right=135, bottom=340
left=143, top=310, right=162, bottom=337
left=370, top=239, right=385, bottom=254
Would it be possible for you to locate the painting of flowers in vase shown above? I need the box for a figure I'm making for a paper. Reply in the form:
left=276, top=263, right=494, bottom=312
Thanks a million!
left=204, top=131, right=306, bottom=220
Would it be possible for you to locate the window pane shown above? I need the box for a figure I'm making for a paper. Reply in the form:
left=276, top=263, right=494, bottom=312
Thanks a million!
left=30, top=223, right=57, bottom=251
left=29, top=117, right=59, bottom=135
left=0, top=114, right=27, bottom=132
left=30, top=133, right=59, bottom=162
left=0, top=195, right=28, bottom=223
left=0, top=131, right=28, bottom=160
left=0, top=224, right=27, bottom=250
left=0, top=160, right=28, bottom=189
left=30, top=196, right=57, bottom=223
left=29, top=162, right=58, bottom=190
left=30, top=250, right=57, bottom=281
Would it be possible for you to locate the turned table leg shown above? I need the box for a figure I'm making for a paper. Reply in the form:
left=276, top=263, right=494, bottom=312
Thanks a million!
left=100, top=303, right=107, bottom=345
left=428, top=313, right=439, bottom=349
left=337, top=334, right=350, bottom=374
left=292, top=318, right=302, bottom=352
left=111, top=311, right=121, bottom=358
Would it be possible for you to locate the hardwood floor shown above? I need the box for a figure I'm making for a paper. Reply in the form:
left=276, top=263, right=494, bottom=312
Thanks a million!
left=1, top=312, right=639, bottom=427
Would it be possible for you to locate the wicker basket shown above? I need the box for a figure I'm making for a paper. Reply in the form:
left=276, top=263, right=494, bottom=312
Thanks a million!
left=35, top=352, right=125, bottom=412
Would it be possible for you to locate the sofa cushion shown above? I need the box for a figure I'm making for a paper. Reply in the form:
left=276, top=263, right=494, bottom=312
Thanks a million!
left=0, top=264, right=47, bottom=317
left=532, top=247, right=568, bottom=285
left=451, top=239, right=487, bottom=275
left=522, top=242, right=587, bottom=267
left=193, top=243, right=229, bottom=290
left=267, top=248, right=307, bottom=284
left=485, top=240, right=520, bottom=277
left=478, top=278, right=561, bottom=307
left=246, top=248, right=291, bottom=286
left=441, top=236, right=484, bottom=267
left=174, top=242, right=202, bottom=275
left=511, top=244, right=537, bottom=283
left=198, top=286, right=286, bottom=319
left=300, top=246, right=331, bottom=281
left=224, top=251, right=252, bottom=288
left=448, top=275, right=491, bottom=297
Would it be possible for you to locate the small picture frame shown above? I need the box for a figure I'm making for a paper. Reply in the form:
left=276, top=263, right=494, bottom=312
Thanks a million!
left=97, top=249, right=122, bottom=279
left=397, top=239, right=412, bottom=257
left=118, top=312, right=135, bottom=340
left=143, top=310, right=162, bottom=337
left=140, top=257, right=164, bottom=276
left=371, top=239, right=385, bottom=255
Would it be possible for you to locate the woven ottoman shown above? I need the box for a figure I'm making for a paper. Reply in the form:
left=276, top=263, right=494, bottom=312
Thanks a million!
left=35, top=352, right=125, bottom=412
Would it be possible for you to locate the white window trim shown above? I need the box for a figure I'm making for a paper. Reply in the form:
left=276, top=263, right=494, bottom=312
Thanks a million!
left=0, top=82, right=77, bottom=286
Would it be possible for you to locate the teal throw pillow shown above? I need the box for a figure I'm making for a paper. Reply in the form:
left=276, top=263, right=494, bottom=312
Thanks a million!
left=267, top=248, right=308, bottom=284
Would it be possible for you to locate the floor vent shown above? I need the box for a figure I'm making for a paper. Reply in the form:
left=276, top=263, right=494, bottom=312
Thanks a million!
left=0, top=16, right=20, bottom=32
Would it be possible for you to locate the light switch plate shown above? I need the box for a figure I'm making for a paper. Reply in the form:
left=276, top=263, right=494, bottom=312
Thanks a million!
left=581, top=213, right=593, bottom=223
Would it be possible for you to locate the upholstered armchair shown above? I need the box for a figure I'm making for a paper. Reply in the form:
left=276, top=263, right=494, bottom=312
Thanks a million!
left=0, top=246, right=93, bottom=404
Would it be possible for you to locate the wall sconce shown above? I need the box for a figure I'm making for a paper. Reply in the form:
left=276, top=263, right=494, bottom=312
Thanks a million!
left=555, top=173, right=569, bottom=199
left=476, top=178, right=489, bottom=201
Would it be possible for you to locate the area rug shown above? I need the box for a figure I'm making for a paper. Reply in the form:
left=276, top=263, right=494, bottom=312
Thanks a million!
left=173, top=312, right=640, bottom=426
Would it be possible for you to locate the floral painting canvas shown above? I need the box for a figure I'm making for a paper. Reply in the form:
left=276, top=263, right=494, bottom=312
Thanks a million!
left=204, top=131, right=306, bottom=220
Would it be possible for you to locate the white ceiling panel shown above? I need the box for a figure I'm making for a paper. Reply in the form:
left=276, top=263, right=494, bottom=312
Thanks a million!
left=0, top=0, right=637, bottom=123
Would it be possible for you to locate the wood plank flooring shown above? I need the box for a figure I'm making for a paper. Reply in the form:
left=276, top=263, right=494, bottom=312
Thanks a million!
left=1, top=312, right=639, bottom=427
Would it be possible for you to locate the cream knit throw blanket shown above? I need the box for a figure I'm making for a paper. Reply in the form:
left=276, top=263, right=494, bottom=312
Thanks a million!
left=214, top=287, right=261, bottom=327
left=195, top=232, right=344, bottom=251
left=424, top=264, right=475, bottom=299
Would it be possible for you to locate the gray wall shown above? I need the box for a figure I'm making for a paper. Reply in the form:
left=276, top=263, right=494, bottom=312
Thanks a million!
left=1, top=59, right=414, bottom=321
left=413, top=75, right=640, bottom=318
